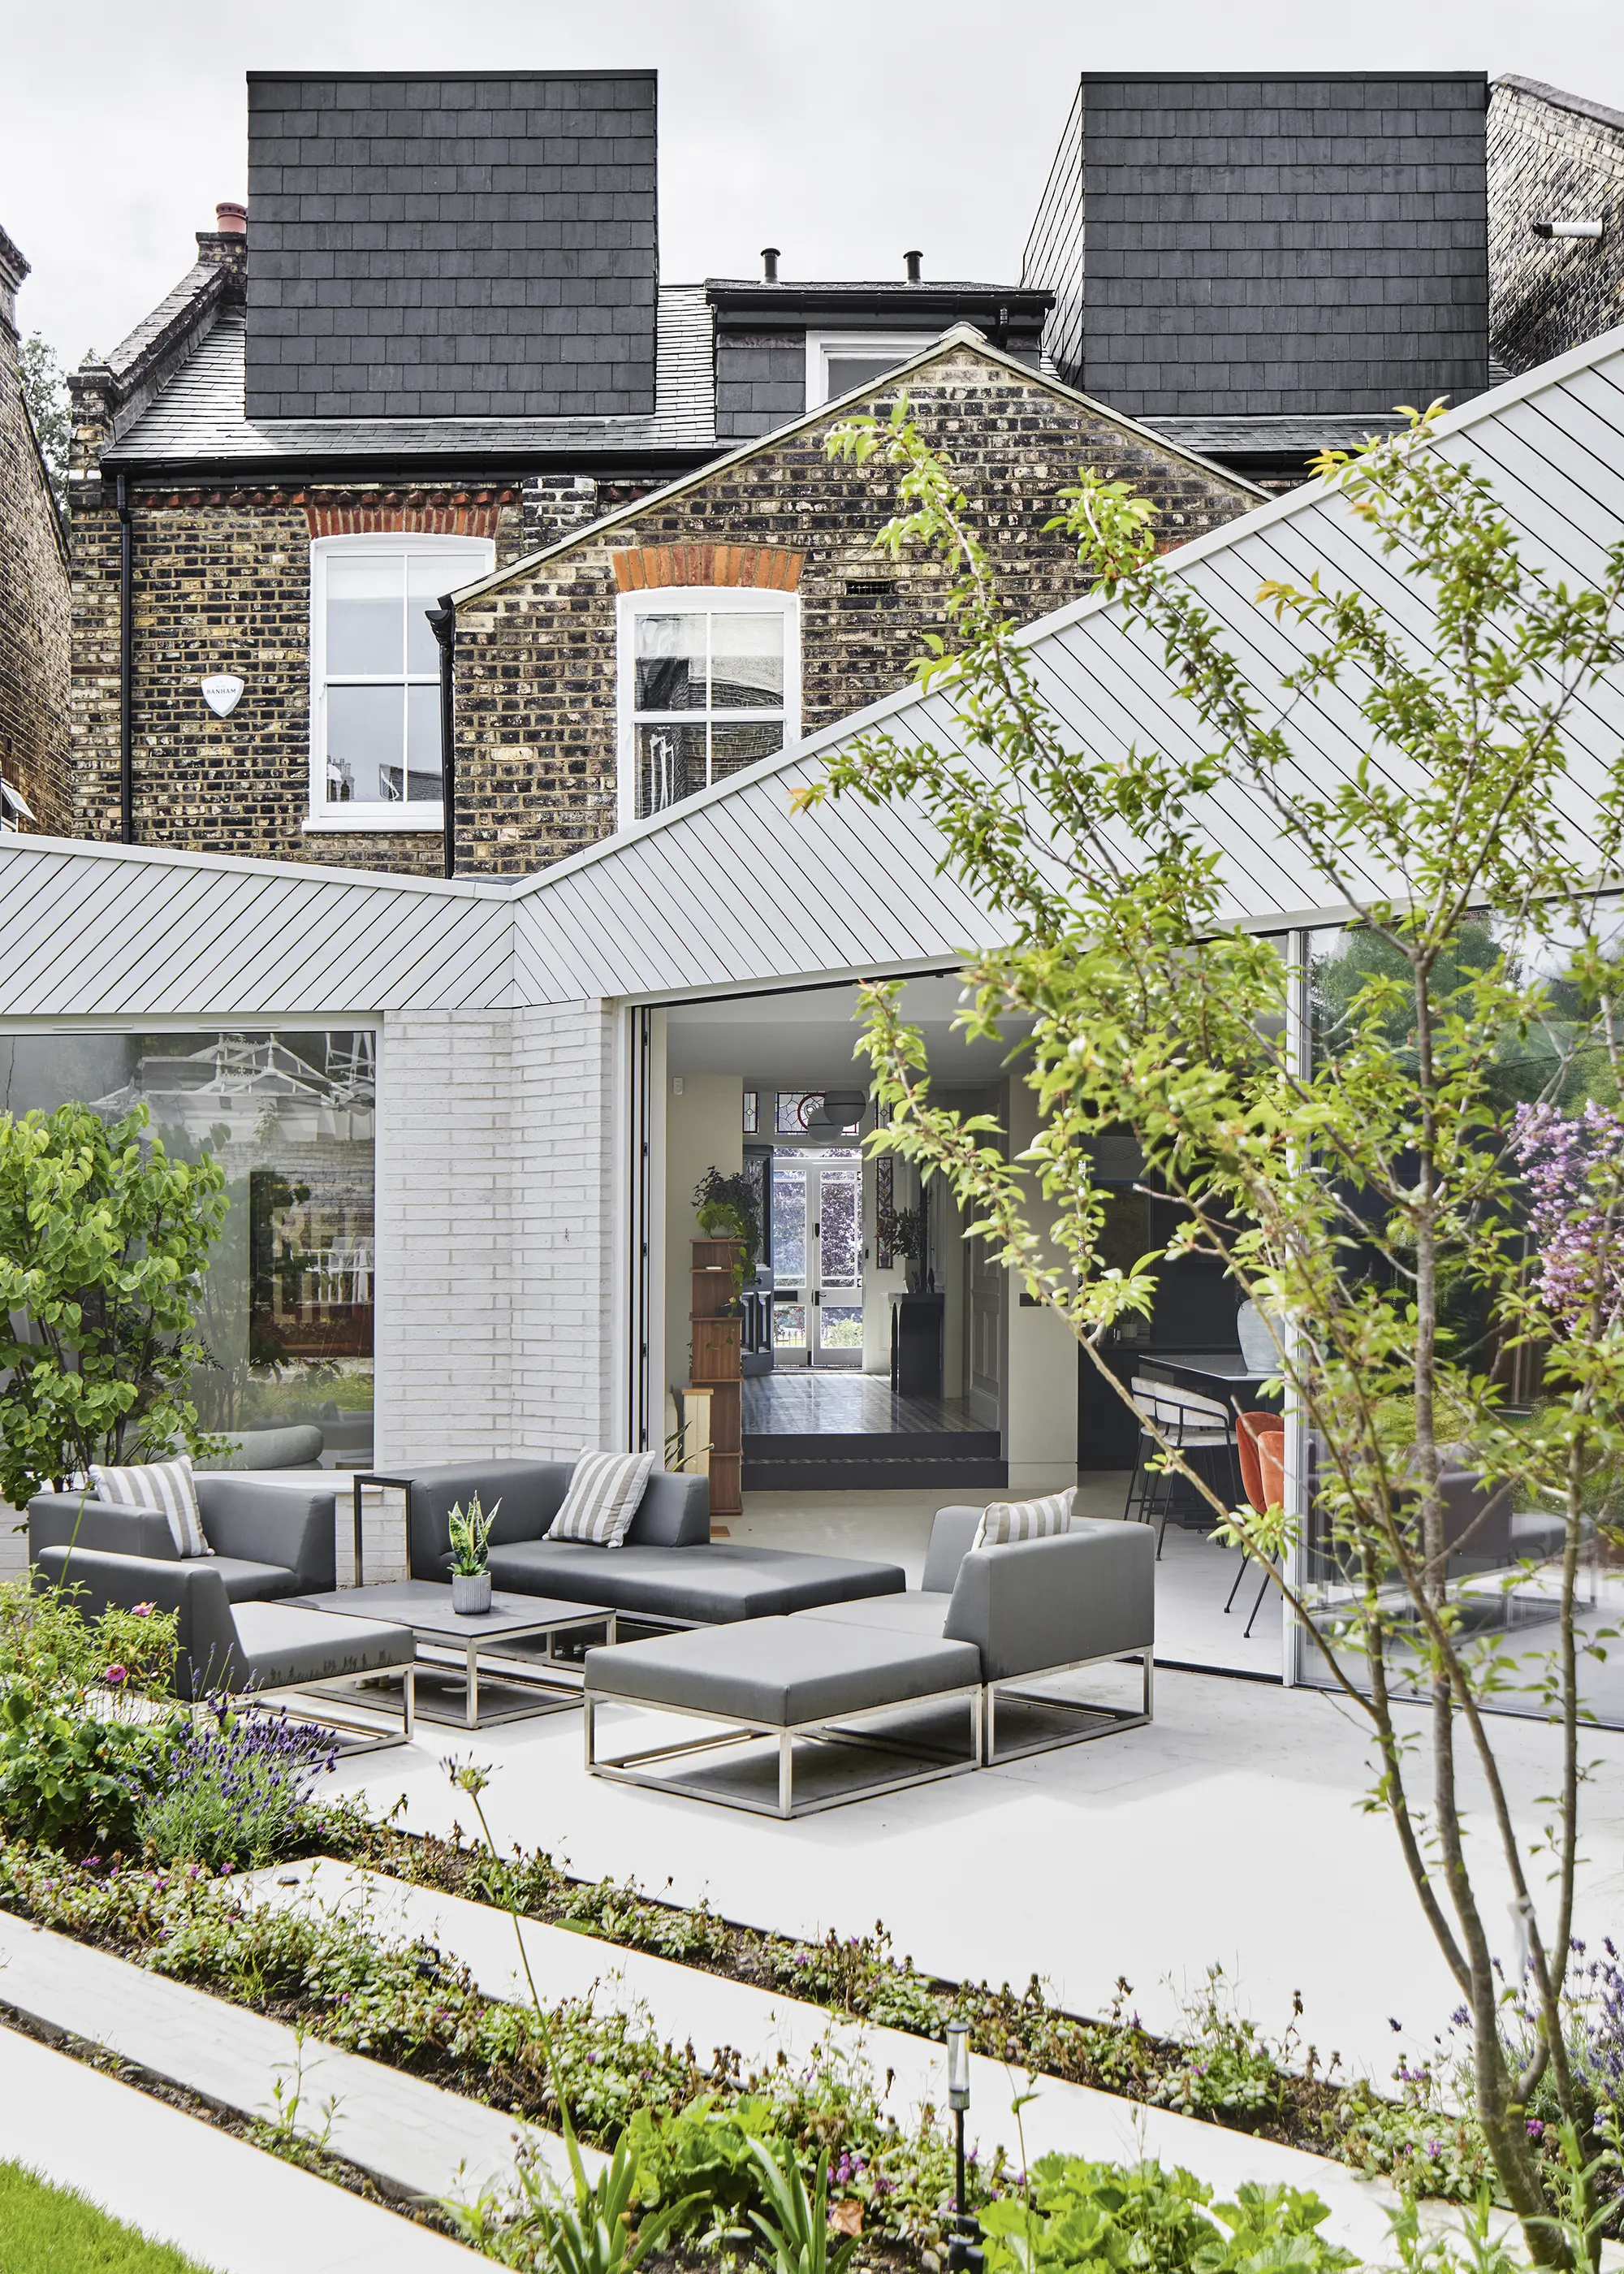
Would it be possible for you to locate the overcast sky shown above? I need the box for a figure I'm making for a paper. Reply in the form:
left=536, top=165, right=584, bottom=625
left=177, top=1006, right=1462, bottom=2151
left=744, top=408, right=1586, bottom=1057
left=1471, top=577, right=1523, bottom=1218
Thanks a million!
left=4, top=0, right=1621, bottom=370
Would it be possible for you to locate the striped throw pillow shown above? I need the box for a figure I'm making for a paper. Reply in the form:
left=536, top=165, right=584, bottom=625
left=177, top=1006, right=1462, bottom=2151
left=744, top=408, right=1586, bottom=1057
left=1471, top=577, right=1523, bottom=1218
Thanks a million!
left=546, top=1450, right=658, bottom=1550
left=89, top=1456, right=212, bottom=1559
left=971, top=1487, right=1075, bottom=1551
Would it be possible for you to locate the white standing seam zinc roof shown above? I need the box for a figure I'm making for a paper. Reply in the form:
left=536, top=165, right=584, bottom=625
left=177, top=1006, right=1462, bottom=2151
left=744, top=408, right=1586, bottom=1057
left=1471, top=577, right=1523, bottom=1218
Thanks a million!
left=6, top=322, right=1624, bottom=1022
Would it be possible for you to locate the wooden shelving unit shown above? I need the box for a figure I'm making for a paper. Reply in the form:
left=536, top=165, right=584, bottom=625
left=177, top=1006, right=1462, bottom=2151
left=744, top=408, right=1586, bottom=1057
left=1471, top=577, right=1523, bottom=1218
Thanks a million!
left=689, top=1237, right=742, bottom=1519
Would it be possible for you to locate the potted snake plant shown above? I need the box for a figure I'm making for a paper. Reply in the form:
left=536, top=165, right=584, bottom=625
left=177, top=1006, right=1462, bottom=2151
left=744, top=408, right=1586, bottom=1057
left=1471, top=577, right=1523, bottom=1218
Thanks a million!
left=445, top=1493, right=499, bottom=1615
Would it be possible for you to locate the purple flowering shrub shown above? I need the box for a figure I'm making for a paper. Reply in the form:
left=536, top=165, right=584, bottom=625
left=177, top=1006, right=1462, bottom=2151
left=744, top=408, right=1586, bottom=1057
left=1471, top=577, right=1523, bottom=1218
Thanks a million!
left=132, top=1703, right=338, bottom=1871
left=1510, top=1101, right=1624, bottom=1338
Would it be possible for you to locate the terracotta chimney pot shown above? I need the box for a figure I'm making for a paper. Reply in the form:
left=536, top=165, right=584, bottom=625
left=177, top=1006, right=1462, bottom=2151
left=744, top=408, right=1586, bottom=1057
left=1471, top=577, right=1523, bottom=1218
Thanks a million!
left=215, top=201, right=248, bottom=235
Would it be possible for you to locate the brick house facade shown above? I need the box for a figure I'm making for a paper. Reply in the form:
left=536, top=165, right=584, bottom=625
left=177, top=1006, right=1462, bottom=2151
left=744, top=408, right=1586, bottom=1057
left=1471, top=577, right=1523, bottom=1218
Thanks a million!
left=0, top=223, right=70, bottom=835
left=448, top=334, right=1256, bottom=875
left=1488, top=76, right=1624, bottom=373
left=63, top=74, right=1259, bottom=881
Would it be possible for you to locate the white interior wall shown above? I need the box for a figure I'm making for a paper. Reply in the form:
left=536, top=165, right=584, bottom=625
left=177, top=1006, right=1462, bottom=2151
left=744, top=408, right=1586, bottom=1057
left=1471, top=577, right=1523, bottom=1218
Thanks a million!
left=663, top=1073, right=744, bottom=1407
left=1001, top=1069, right=1081, bottom=1494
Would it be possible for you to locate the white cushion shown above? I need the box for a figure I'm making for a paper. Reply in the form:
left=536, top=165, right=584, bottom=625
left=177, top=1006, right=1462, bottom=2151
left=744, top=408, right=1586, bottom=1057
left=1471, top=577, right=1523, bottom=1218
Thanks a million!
left=89, top=1455, right=211, bottom=1559
left=545, top=1450, right=657, bottom=1550
left=972, top=1487, right=1075, bottom=1550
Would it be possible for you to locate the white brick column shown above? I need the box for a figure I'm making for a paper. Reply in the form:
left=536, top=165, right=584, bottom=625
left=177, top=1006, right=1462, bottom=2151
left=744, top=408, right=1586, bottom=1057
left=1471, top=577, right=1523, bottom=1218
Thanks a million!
left=511, top=1000, right=621, bottom=1454
left=372, top=1009, right=516, bottom=1481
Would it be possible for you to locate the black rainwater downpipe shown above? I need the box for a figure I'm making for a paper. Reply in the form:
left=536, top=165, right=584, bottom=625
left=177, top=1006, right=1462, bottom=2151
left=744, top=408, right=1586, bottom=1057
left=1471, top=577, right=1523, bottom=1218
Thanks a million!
left=116, top=473, right=134, bottom=842
left=427, top=596, right=457, bottom=880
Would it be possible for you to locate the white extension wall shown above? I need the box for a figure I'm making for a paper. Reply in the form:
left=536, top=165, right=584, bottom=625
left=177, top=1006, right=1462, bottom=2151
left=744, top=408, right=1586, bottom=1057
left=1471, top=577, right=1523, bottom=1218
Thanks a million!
left=510, top=1002, right=620, bottom=1460
left=374, top=1001, right=622, bottom=1474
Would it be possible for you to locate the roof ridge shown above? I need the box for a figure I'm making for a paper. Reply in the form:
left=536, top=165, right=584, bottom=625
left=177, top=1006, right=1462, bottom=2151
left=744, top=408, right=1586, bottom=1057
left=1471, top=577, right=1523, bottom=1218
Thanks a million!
left=451, top=322, right=1262, bottom=611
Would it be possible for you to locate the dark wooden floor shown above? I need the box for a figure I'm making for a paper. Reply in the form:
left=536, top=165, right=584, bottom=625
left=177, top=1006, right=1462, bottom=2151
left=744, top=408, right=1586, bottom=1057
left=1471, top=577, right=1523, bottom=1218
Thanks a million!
left=742, top=1373, right=987, bottom=1438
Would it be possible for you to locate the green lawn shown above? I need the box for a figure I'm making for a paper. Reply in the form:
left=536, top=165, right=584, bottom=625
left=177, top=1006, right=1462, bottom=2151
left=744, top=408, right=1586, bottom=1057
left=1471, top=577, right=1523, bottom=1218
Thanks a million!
left=0, top=2160, right=218, bottom=2272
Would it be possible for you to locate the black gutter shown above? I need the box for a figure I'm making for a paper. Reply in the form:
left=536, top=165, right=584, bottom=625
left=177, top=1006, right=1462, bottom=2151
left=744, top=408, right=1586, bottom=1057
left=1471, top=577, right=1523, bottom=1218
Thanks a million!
left=98, top=447, right=719, bottom=485
left=116, top=473, right=134, bottom=843
left=427, top=597, right=457, bottom=880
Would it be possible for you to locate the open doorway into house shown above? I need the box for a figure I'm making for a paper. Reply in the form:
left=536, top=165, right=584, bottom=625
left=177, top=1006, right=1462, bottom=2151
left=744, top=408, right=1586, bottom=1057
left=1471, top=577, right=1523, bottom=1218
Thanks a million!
left=644, top=979, right=1280, bottom=1679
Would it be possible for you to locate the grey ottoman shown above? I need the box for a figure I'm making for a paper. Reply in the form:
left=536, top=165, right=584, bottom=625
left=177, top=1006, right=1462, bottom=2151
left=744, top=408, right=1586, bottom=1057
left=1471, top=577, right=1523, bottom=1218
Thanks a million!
left=583, top=1615, right=983, bottom=1817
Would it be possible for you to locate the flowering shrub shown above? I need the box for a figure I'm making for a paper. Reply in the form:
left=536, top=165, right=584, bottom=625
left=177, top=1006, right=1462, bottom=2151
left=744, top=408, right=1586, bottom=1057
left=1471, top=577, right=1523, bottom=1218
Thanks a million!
left=0, top=1690, right=170, bottom=1850
left=132, top=1706, right=338, bottom=1872
left=0, top=1571, right=178, bottom=1712
left=1510, top=1100, right=1624, bottom=1336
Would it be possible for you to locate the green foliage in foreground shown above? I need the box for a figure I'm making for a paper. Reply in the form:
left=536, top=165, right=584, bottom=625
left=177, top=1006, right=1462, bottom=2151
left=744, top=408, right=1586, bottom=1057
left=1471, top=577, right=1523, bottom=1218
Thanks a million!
left=0, top=1100, right=228, bottom=1503
left=980, top=2157, right=1354, bottom=2274
left=0, top=2159, right=218, bottom=2274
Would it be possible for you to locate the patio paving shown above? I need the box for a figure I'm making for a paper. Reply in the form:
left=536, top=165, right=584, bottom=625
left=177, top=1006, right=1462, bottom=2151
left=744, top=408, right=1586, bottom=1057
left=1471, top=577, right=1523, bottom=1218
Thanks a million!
left=330, top=1659, right=1624, bottom=2095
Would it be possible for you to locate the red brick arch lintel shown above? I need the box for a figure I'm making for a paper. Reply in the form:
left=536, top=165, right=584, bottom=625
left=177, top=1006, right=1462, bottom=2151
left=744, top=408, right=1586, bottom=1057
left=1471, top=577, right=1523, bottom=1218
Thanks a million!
left=611, top=543, right=804, bottom=594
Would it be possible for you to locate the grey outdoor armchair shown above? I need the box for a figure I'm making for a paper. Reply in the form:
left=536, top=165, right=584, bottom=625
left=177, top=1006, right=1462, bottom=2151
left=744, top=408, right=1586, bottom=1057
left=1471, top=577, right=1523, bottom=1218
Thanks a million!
left=27, top=1475, right=338, bottom=1601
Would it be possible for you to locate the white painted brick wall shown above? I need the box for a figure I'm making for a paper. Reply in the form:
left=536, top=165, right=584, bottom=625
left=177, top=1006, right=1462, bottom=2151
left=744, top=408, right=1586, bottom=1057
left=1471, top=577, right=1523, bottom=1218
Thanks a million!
left=374, top=1010, right=516, bottom=1487
left=510, top=1001, right=621, bottom=1455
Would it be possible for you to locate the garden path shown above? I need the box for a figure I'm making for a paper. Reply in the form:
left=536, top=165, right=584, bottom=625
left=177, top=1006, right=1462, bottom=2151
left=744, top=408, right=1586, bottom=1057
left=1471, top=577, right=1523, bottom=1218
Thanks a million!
left=0, top=2021, right=481, bottom=2272
left=0, top=1905, right=598, bottom=2207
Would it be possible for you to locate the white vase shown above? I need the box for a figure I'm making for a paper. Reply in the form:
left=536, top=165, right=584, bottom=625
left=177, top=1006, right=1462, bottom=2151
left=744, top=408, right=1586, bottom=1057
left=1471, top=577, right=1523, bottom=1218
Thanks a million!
left=451, top=1570, right=492, bottom=1615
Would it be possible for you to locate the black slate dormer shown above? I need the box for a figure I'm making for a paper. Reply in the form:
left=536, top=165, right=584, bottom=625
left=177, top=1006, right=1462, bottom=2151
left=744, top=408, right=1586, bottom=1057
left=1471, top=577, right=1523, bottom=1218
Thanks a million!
left=245, top=70, right=658, bottom=422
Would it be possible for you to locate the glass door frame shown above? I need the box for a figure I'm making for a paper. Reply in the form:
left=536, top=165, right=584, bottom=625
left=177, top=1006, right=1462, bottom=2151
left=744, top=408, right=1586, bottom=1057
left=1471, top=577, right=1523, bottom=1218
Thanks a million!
left=770, top=1148, right=864, bottom=1368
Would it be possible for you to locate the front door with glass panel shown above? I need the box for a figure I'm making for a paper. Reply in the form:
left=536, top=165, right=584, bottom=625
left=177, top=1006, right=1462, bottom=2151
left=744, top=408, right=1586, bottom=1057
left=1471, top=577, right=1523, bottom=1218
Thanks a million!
left=771, top=1152, right=863, bottom=1366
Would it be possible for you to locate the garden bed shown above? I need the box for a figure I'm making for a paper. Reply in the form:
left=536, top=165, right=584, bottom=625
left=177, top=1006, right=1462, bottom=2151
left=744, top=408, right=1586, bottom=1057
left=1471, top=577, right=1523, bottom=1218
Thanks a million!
left=325, top=1810, right=1497, bottom=2204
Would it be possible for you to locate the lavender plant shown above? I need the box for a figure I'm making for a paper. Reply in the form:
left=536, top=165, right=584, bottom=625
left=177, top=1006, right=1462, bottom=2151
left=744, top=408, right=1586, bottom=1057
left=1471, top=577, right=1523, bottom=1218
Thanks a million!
left=132, top=1704, right=337, bottom=1871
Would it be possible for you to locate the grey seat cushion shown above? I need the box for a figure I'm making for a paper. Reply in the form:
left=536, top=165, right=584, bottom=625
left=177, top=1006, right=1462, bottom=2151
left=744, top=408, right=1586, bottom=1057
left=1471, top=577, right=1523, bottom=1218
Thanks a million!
left=486, top=1541, right=905, bottom=1623
left=585, top=1616, right=981, bottom=1724
left=231, top=1602, right=415, bottom=1687
left=791, top=1593, right=952, bottom=1639
left=206, top=1555, right=300, bottom=1604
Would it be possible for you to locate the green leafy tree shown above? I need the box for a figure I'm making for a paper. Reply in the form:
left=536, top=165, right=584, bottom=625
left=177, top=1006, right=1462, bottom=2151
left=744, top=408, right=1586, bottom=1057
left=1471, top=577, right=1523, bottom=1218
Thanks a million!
left=18, top=333, right=71, bottom=525
left=802, top=399, right=1624, bottom=2263
left=0, top=1101, right=228, bottom=1502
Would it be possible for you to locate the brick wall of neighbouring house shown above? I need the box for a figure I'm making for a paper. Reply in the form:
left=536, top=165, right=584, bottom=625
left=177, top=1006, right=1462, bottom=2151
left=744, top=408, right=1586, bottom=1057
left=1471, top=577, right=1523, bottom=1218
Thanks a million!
left=70, top=482, right=532, bottom=874
left=451, top=346, right=1255, bottom=873
left=1489, top=77, right=1624, bottom=372
left=0, top=242, right=71, bottom=837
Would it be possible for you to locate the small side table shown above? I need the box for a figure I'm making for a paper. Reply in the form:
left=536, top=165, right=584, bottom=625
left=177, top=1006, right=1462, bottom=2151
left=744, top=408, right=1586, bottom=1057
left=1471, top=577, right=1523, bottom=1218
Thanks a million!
left=350, top=1471, right=417, bottom=1588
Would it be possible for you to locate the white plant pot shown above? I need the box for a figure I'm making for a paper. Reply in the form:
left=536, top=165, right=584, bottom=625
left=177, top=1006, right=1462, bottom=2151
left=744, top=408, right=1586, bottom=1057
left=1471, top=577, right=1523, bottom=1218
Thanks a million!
left=451, top=1570, right=492, bottom=1616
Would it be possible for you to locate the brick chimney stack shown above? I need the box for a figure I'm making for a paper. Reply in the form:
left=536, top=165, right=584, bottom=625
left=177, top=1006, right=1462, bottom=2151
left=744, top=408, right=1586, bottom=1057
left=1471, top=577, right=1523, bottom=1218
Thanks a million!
left=196, top=201, right=247, bottom=293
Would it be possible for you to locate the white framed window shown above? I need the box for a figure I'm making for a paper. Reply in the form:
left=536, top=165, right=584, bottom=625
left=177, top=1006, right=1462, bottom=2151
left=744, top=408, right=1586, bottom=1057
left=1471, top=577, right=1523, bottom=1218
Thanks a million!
left=616, top=586, right=801, bottom=828
left=805, top=331, right=941, bottom=409
left=306, top=533, right=494, bottom=831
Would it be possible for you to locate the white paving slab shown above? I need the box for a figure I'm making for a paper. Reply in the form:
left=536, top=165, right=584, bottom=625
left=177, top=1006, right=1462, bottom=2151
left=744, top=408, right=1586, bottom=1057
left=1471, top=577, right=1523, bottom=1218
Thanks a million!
left=335, top=1663, right=1624, bottom=2094
left=0, top=1905, right=598, bottom=2207
left=254, top=1859, right=1414, bottom=2263
left=0, top=2019, right=482, bottom=2273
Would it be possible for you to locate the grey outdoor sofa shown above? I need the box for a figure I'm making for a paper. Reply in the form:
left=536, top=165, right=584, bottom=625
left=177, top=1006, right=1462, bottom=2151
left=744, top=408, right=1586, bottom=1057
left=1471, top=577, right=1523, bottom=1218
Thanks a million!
left=28, top=1476, right=337, bottom=1602
left=33, top=1545, right=416, bottom=1740
left=582, top=1508, right=1155, bottom=1816
left=404, top=1459, right=906, bottom=1623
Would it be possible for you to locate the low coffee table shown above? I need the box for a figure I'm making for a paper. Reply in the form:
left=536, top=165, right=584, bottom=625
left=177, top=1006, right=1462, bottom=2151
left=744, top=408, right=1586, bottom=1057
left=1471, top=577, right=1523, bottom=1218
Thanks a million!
left=295, top=1580, right=617, bottom=1729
